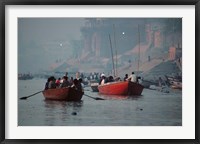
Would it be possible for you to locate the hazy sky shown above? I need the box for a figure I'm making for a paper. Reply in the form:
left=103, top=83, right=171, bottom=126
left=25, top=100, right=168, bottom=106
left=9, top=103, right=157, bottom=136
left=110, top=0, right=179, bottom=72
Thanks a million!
left=18, top=18, right=182, bottom=74
left=18, top=18, right=85, bottom=73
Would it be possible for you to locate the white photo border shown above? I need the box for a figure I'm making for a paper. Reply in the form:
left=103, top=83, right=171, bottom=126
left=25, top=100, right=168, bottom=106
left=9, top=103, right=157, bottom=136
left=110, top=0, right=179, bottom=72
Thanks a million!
left=5, top=5, right=195, bottom=139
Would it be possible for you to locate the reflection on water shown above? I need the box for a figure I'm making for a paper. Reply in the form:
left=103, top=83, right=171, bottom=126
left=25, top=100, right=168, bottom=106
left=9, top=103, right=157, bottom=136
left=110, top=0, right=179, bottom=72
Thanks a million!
left=44, top=99, right=83, bottom=109
left=43, top=100, right=83, bottom=126
left=99, top=94, right=128, bottom=100
left=98, top=93, right=143, bottom=100
left=127, top=95, right=144, bottom=100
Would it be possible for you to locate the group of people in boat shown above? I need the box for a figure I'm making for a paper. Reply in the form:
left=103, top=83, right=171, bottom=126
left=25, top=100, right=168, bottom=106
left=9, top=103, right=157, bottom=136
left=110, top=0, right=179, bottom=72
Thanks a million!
left=99, top=74, right=115, bottom=85
left=124, top=72, right=138, bottom=83
left=44, top=71, right=139, bottom=90
left=99, top=71, right=138, bottom=85
left=44, top=72, right=83, bottom=92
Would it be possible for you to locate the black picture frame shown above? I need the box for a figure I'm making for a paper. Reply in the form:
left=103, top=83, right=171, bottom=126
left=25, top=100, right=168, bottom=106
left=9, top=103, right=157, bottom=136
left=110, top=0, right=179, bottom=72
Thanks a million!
left=0, top=0, right=199, bottom=144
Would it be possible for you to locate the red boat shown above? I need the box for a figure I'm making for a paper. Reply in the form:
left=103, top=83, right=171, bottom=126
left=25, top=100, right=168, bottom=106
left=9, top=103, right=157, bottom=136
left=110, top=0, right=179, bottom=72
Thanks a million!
left=42, top=87, right=83, bottom=101
left=98, top=81, right=144, bottom=96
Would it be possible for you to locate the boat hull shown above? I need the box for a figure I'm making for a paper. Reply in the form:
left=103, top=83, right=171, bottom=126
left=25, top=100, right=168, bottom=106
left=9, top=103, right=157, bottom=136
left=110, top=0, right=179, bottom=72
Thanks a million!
left=98, top=81, right=144, bottom=96
left=128, top=81, right=144, bottom=95
left=42, top=87, right=83, bottom=101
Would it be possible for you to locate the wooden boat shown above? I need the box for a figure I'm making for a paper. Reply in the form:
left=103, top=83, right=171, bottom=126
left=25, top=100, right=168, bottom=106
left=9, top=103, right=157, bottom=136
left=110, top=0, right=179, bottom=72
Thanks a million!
left=170, top=81, right=182, bottom=89
left=98, top=81, right=144, bottom=96
left=42, top=87, right=83, bottom=101
left=98, top=26, right=144, bottom=96
left=91, top=83, right=99, bottom=92
left=90, top=80, right=99, bottom=92
left=18, top=74, right=34, bottom=80
left=165, top=75, right=182, bottom=89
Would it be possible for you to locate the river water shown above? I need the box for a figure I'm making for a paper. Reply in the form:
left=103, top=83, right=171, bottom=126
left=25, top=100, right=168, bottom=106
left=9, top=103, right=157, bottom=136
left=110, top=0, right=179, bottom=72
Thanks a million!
left=18, top=79, right=182, bottom=126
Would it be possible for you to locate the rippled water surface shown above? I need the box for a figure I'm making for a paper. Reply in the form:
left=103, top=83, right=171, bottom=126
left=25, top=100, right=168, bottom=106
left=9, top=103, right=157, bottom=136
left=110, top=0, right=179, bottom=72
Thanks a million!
left=18, top=79, right=182, bottom=126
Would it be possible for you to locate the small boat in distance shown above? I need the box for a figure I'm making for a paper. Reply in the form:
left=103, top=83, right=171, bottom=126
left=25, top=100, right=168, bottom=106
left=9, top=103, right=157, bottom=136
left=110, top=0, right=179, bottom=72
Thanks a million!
left=98, top=81, right=144, bottom=96
left=18, top=73, right=34, bottom=80
left=90, top=80, right=99, bottom=92
left=170, top=81, right=182, bottom=89
left=165, top=75, right=182, bottom=90
left=42, top=87, right=83, bottom=101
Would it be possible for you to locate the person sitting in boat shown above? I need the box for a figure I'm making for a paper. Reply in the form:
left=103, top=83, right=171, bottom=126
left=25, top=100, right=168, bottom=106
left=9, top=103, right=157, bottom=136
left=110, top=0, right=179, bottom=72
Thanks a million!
left=69, top=77, right=74, bottom=86
left=108, top=76, right=114, bottom=82
left=100, top=73, right=105, bottom=78
left=71, top=79, right=82, bottom=91
left=60, top=76, right=70, bottom=88
left=60, top=76, right=65, bottom=84
left=115, top=77, right=121, bottom=81
left=48, top=76, right=56, bottom=89
left=126, top=72, right=137, bottom=83
left=100, top=76, right=107, bottom=85
left=99, top=73, right=106, bottom=84
left=124, top=74, right=128, bottom=81
left=79, top=78, right=85, bottom=88
left=99, top=75, right=103, bottom=85
left=55, top=77, right=61, bottom=87
left=44, top=77, right=51, bottom=90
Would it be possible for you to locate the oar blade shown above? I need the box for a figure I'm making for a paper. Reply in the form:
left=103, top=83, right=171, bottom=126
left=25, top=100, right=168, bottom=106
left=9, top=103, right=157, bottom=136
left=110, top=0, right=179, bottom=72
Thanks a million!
left=19, top=90, right=43, bottom=100
left=95, top=97, right=105, bottom=100
left=20, top=97, right=28, bottom=100
left=83, top=94, right=105, bottom=100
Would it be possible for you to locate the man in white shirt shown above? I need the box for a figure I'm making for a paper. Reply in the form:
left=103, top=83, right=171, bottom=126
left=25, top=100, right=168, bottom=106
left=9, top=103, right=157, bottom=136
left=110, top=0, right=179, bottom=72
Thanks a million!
left=100, top=76, right=106, bottom=85
left=126, top=72, right=137, bottom=83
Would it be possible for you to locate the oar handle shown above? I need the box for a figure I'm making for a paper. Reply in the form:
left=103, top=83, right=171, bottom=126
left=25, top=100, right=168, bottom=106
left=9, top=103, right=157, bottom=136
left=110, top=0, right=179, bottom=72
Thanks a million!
left=84, top=94, right=94, bottom=99
left=27, top=90, right=44, bottom=98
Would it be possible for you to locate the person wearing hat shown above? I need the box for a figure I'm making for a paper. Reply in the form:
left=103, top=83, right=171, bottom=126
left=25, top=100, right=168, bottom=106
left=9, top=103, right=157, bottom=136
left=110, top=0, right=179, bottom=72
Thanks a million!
left=100, top=72, right=105, bottom=78
left=99, top=73, right=105, bottom=85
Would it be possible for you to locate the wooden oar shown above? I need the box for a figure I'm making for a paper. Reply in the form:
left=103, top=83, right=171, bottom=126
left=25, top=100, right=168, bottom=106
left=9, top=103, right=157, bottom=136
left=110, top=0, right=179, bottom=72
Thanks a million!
left=20, top=89, right=105, bottom=100
left=83, top=94, right=105, bottom=100
left=20, top=90, right=44, bottom=100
